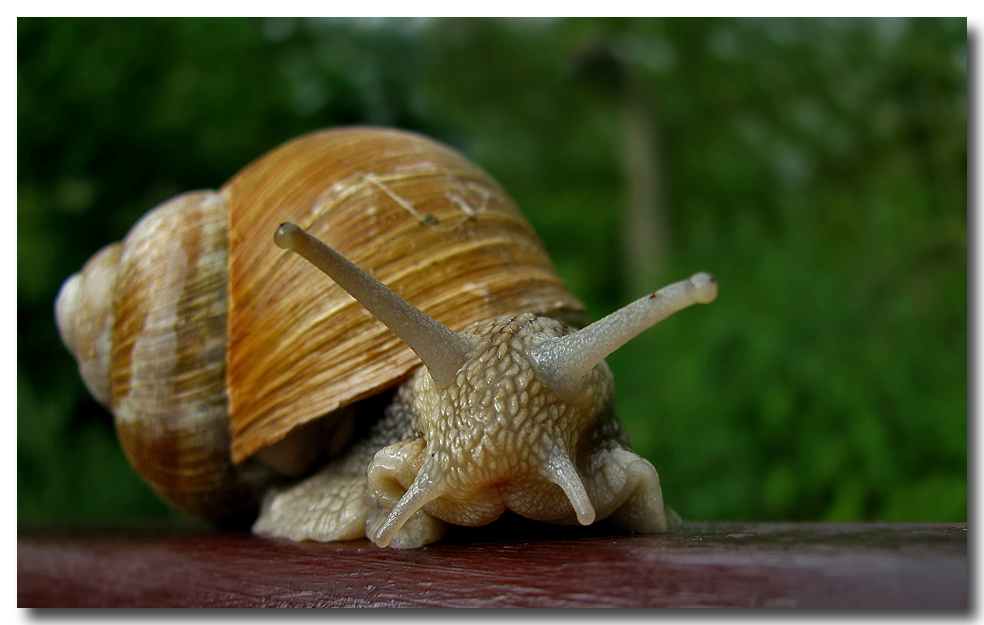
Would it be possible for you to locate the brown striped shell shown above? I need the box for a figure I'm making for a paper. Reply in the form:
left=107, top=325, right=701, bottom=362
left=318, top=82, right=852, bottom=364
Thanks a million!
left=56, top=190, right=260, bottom=523
left=55, top=127, right=584, bottom=523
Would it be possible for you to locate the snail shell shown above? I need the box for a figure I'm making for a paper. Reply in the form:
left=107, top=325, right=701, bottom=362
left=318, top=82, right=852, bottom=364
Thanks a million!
left=56, top=127, right=584, bottom=525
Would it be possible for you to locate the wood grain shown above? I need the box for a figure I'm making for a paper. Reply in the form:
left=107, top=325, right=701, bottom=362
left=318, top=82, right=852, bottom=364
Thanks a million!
left=18, top=521, right=967, bottom=608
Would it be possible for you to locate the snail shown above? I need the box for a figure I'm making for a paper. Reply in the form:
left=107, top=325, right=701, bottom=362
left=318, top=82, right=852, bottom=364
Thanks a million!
left=54, top=126, right=717, bottom=548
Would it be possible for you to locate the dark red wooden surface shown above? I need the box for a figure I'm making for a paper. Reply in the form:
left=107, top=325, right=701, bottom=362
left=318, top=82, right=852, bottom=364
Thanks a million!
left=18, top=521, right=967, bottom=608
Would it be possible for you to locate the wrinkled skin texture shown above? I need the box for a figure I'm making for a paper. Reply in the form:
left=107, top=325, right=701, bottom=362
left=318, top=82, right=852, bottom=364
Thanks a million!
left=253, top=314, right=679, bottom=548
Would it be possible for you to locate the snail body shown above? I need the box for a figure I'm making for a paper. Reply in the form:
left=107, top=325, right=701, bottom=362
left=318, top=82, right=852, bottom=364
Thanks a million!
left=55, top=127, right=717, bottom=548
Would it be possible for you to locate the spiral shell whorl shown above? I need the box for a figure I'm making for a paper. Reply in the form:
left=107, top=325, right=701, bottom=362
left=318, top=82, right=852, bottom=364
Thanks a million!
left=56, top=191, right=263, bottom=523
left=55, top=243, right=121, bottom=407
left=110, top=190, right=263, bottom=522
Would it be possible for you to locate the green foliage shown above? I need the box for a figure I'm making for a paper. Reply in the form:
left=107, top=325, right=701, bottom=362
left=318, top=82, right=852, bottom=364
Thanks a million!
left=18, top=17, right=966, bottom=525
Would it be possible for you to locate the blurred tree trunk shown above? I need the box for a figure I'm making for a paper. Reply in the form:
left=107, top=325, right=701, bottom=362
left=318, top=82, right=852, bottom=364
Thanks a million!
left=619, top=75, right=665, bottom=295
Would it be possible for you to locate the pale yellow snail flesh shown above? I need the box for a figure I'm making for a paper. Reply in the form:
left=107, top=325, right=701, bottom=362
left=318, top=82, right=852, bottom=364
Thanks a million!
left=262, top=222, right=717, bottom=548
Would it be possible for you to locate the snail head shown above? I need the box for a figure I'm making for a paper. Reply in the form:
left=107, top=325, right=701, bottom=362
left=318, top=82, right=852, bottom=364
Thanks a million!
left=274, top=222, right=717, bottom=547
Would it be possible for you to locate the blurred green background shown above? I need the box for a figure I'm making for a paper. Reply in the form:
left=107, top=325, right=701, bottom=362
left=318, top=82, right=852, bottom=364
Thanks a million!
left=18, top=17, right=967, bottom=526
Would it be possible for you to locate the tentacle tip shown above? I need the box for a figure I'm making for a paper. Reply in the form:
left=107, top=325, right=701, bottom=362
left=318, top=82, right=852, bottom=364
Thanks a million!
left=371, top=514, right=402, bottom=548
left=690, top=272, right=718, bottom=304
left=372, top=531, right=393, bottom=548
left=274, top=222, right=303, bottom=251
left=576, top=509, right=597, bottom=526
